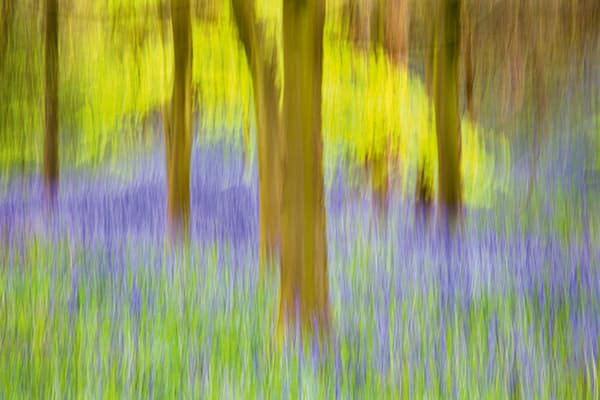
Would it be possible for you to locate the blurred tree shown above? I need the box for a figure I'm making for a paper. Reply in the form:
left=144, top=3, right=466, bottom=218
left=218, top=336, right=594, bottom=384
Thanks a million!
left=415, top=0, right=435, bottom=224
left=383, top=0, right=409, bottom=67
left=415, top=159, right=434, bottom=226
left=500, top=0, right=524, bottom=123
left=526, top=1, right=547, bottom=207
left=44, top=0, right=59, bottom=206
left=231, top=0, right=283, bottom=271
left=347, top=0, right=373, bottom=51
left=433, top=0, right=462, bottom=226
left=0, top=0, right=13, bottom=69
left=279, top=0, right=330, bottom=337
left=347, top=0, right=398, bottom=218
left=194, top=0, right=221, bottom=23
left=462, top=0, right=474, bottom=120
left=374, top=0, right=409, bottom=216
left=165, top=0, right=193, bottom=240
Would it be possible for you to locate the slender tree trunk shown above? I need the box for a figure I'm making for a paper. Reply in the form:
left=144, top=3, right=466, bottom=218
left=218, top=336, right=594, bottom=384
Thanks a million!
left=384, top=0, right=409, bottom=67
left=433, top=0, right=462, bottom=225
left=367, top=148, right=389, bottom=218
left=526, top=10, right=546, bottom=208
left=231, top=0, right=283, bottom=270
left=415, top=154, right=433, bottom=223
left=44, top=0, right=59, bottom=206
left=369, top=0, right=409, bottom=217
left=415, top=1, right=435, bottom=223
left=0, top=0, right=13, bottom=68
left=500, top=0, right=524, bottom=124
left=165, top=0, right=193, bottom=240
left=279, top=0, right=330, bottom=337
left=462, top=1, right=474, bottom=120
left=348, top=0, right=371, bottom=51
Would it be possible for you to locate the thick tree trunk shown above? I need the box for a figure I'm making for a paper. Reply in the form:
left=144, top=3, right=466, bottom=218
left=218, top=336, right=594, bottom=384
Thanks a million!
left=433, top=0, right=462, bottom=225
left=44, top=0, right=59, bottom=206
left=255, top=64, right=283, bottom=267
left=231, top=0, right=283, bottom=270
left=165, top=0, right=193, bottom=240
left=279, top=0, right=330, bottom=337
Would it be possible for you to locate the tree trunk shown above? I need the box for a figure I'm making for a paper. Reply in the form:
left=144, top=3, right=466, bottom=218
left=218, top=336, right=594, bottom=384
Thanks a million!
left=231, top=0, right=283, bottom=271
left=255, top=62, right=282, bottom=268
left=367, top=150, right=389, bottom=219
left=279, top=0, right=330, bottom=337
left=526, top=8, right=546, bottom=208
left=165, top=0, right=193, bottom=240
left=44, top=0, right=59, bottom=206
left=384, top=0, right=409, bottom=67
left=433, top=0, right=462, bottom=226
left=500, top=0, right=524, bottom=123
left=462, top=1, right=474, bottom=120
left=371, top=0, right=409, bottom=217
left=348, top=0, right=372, bottom=51
left=415, top=155, right=433, bottom=224
left=415, top=1, right=435, bottom=223
left=0, top=0, right=13, bottom=69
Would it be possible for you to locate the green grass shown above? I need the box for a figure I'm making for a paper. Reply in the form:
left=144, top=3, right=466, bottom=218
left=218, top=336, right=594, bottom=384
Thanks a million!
left=1, top=233, right=597, bottom=398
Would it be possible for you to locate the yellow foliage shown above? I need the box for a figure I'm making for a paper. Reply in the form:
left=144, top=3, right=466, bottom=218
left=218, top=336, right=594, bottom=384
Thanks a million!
left=0, top=2, right=511, bottom=209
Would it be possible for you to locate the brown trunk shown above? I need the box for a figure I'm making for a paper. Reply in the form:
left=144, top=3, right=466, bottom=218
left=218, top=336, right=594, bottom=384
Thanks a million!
left=280, top=0, right=330, bottom=337
left=0, top=0, right=13, bottom=68
left=44, top=0, right=59, bottom=206
left=415, top=3, right=434, bottom=221
left=348, top=0, right=372, bottom=51
left=231, top=0, right=283, bottom=270
left=165, top=0, right=193, bottom=240
left=379, top=0, right=409, bottom=210
left=501, top=1, right=524, bottom=123
left=367, top=150, right=389, bottom=218
left=383, top=0, right=409, bottom=66
left=462, top=1, right=474, bottom=120
left=371, top=0, right=384, bottom=52
left=434, top=0, right=462, bottom=226
left=255, top=64, right=282, bottom=267
left=526, top=11, right=546, bottom=207
left=415, top=155, right=433, bottom=223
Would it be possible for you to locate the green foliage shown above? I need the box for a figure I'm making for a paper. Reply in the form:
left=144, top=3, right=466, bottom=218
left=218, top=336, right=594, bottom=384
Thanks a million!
left=2, top=233, right=595, bottom=398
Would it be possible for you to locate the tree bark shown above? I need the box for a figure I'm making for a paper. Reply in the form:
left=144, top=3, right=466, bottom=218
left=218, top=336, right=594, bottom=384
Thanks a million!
left=44, top=0, right=59, bottom=206
left=526, top=5, right=546, bottom=207
left=367, top=149, right=389, bottom=219
left=165, top=0, right=193, bottom=240
left=372, top=0, right=409, bottom=218
left=0, top=0, right=13, bottom=69
left=348, top=0, right=372, bottom=51
left=415, top=154, right=433, bottom=224
left=433, top=0, right=462, bottom=226
left=279, top=0, right=330, bottom=337
left=462, top=1, right=474, bottom=120
left=383, top=0, right=409, bottom=66
left=231, top=0, right=283, bottom=270
left=500, top=0, right=524, bottom=123
left=415, top=0, right=435, bottom=223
